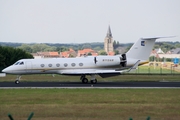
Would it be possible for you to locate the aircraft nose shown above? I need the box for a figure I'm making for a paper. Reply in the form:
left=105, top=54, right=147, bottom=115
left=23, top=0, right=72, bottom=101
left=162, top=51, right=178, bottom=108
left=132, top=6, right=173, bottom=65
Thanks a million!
left=2, top=68, right=8, bottom=73
left=2, top=67, right=13, bottom=73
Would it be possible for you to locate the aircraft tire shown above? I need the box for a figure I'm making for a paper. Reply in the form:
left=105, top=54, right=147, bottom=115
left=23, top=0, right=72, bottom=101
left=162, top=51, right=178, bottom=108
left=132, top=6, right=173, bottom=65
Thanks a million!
left=15, top=80, right=20, bottom=84
left=82, top=78, right=88, bottom=84
left=91, top=79, right=97, bottom=84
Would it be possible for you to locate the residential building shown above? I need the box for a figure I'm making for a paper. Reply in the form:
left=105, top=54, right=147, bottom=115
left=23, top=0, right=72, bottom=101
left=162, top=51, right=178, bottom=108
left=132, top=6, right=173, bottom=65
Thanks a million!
left=77, top=48, right=98, bottom=57
left=31, top=52, right=60, bottom=59
left=60, top=48, right=77, bottom=58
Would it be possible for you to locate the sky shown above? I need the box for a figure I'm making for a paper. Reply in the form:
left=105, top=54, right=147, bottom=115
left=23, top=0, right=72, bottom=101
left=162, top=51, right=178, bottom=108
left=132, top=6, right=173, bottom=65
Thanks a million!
left=0, top=0, right=180, bottom=43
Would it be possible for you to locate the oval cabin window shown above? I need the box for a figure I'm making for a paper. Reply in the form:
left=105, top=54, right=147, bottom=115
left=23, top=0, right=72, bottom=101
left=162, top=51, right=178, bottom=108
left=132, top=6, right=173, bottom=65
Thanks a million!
left=64, top=63, right=68, bottom=67
left=71, top=63, right=76, bottom=67
left=48, top=64, right=52, bottom=67
left=41, top=64, right=45, bottom=67
left=56, top=63, right=60, bottom=67
left=79, top=63, right=83, bottom=66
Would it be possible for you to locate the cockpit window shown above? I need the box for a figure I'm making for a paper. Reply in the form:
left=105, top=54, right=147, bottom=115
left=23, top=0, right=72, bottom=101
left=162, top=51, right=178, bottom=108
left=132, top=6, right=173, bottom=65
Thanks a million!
left=14, top=61, right=24, bottom=65
left=19, top=62, right=24, bottom=65
left=14, top=62, right=20, bottom=65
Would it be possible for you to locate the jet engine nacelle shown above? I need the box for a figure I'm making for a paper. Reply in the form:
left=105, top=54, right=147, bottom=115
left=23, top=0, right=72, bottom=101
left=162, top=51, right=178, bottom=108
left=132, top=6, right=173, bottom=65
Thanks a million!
left=94, top=54, right=127, bottom=67
left=94, top=56, right=121, bottom=67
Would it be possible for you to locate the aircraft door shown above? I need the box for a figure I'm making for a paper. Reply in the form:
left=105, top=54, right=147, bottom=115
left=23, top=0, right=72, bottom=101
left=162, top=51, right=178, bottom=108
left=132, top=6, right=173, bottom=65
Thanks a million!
left=26, top=61, right=32, bottom=73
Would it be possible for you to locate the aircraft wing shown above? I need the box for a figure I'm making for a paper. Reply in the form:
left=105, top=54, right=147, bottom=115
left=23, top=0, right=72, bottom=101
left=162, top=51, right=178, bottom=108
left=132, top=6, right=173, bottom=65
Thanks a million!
left=60, top=69, right=124, bottom=78
left=60, top=69, right=121, bottom=74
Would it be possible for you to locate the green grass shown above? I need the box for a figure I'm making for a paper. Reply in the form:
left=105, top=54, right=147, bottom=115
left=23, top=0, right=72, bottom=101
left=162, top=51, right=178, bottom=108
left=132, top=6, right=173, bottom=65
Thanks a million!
left=133, top=66, right=179, bottom=74
left=1, top=73, right=180, bottom=82
left=0, top=89, right=180, bottom=120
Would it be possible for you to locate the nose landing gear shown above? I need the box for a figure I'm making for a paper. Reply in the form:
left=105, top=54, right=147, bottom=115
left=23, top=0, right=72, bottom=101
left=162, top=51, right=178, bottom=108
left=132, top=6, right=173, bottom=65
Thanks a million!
left=15, top=75, right=21, bottom=84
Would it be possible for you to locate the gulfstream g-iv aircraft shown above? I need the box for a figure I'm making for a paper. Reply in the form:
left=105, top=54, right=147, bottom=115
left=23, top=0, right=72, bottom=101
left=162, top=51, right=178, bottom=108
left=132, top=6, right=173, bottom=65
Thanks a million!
left=2, top=37, right=169, bottom=84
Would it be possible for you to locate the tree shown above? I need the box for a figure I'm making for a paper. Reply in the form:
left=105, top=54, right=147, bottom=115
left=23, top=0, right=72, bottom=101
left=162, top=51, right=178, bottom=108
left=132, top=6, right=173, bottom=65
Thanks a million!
left=113, top=40, right=120, bottom=49
left=175, top=42, right=180, bottom=48
left=99, top=50, right=107, bottom=55
left=60, top=46, right=69, bottom=52
left=17, top=44, right=32, bottom=53
left=87, top=52, right=92, bottom=56
left=114, top=50, right=119, bottom=55
left=93, top=46, right=102, bottom=51
left=149, top=56, right=155, bottom=61
left=0, top=46, right=33, bottom=71
left=125, top=44, right=133, bottom=53
left=69, top=54, right=74, bottom=58
left=81, top=44, right=91, bottom=49
left=44, top=46, right=57, bottom=51
left=113, top=40, right=116, bottom=48
left=166, top=58, right=172, bottom=62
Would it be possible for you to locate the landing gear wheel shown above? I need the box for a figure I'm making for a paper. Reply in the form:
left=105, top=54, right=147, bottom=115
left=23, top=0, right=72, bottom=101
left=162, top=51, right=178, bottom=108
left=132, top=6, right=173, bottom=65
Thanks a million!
left=91, top=79, right=97, bottom=84
left=82, top=78, right=88, bottom=84
left=15, top=80, right=20, bottom=84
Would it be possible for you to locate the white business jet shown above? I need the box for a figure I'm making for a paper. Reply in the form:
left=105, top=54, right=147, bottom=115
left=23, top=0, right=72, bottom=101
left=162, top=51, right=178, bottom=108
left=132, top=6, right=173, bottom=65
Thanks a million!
left=2, top=37, right=167, bottom=84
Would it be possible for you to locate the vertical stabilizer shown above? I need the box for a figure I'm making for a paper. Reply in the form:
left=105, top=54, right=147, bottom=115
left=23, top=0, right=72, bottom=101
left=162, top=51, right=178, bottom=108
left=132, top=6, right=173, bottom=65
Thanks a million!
left=126, top=37, right=170, bottom=60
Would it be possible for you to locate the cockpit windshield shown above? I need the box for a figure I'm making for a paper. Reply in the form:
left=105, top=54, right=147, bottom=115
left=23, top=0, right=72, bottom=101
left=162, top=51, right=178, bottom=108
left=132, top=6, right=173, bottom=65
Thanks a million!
left=14, top=61, right=24, bottom=65
left=19, top=62, right=24, bottom=65
left=14, top=62, right=20, bottom=65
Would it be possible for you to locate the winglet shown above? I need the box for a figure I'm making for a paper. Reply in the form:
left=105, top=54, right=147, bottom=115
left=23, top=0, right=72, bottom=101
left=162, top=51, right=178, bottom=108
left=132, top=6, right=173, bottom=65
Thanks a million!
left=128, top=60, right=140, bottom=72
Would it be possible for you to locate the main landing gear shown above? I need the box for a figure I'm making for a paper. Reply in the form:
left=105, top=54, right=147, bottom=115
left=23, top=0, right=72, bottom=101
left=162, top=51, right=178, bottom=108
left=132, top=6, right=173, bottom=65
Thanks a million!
left=80, top=75, right=97, bottom=84
left=15, top=75, right=21, bottom=84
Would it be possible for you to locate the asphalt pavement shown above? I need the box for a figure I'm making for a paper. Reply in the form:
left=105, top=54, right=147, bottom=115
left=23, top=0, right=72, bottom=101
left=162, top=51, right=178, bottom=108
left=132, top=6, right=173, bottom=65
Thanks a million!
left=0, top=81, right=180, bottom=88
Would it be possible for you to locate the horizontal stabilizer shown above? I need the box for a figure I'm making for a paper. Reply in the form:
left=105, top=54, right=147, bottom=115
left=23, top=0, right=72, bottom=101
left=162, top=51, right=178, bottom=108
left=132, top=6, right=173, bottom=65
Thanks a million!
left=141, top=36, right=175, bottom=40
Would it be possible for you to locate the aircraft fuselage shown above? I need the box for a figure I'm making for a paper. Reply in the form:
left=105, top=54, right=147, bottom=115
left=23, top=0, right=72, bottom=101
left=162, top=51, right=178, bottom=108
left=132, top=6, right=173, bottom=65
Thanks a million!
left=3, top=56, right=133, bottom=75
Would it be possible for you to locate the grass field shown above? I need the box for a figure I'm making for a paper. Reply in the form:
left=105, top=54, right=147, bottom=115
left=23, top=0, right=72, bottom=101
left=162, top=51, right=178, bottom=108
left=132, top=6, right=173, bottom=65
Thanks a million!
left=0, top=89, right=180, bottom=120
left=1, top=73, right=180, bottom=83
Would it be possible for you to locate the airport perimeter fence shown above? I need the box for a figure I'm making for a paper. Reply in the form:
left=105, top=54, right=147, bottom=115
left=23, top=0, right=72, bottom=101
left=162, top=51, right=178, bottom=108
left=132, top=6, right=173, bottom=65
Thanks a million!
left=127, top=62, right=180, bottom=75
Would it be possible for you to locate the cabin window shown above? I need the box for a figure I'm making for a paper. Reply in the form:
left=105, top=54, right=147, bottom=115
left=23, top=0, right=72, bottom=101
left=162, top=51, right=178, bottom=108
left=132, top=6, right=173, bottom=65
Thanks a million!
left=71, top=63, right=76, bottom=67
left=48, top=64, right=52, bottom=67
left=41, top=64, right=45, bottom=67
left=79, top=63, right=83, bottom=66
left=56, top=63, right=60, bottom=67
left=64, top=63, right=68, bottom=67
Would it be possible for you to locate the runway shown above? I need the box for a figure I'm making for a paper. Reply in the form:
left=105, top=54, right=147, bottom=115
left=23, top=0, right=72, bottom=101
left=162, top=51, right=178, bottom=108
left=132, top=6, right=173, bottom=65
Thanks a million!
left=0, top=81, right=180, bottom=88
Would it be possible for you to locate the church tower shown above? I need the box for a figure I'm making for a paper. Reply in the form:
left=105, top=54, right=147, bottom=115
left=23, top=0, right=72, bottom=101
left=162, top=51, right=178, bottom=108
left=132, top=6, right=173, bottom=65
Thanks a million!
left=104, top=25, right=114, bottom=53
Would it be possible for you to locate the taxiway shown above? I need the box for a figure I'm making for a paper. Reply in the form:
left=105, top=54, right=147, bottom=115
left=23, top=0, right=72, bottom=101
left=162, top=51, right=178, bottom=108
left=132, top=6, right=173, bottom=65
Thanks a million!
left=0, top=81, right=180, bottom=88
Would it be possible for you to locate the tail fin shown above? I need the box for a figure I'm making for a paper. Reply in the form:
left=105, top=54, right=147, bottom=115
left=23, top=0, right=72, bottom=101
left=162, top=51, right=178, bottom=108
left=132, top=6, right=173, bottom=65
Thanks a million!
left=126, top=37, right=173, bottom=60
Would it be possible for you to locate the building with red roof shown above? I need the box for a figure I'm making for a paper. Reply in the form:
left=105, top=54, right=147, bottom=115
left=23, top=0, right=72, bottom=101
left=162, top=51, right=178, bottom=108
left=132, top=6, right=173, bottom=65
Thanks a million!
left=77, top=48, right=98, bottom=57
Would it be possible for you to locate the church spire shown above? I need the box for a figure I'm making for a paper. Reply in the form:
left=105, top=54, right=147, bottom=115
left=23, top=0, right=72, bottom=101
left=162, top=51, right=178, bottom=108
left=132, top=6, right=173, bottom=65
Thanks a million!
left=106, top=25, right=112, bottom=38
left=104, top=25, right=114, bottom=53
